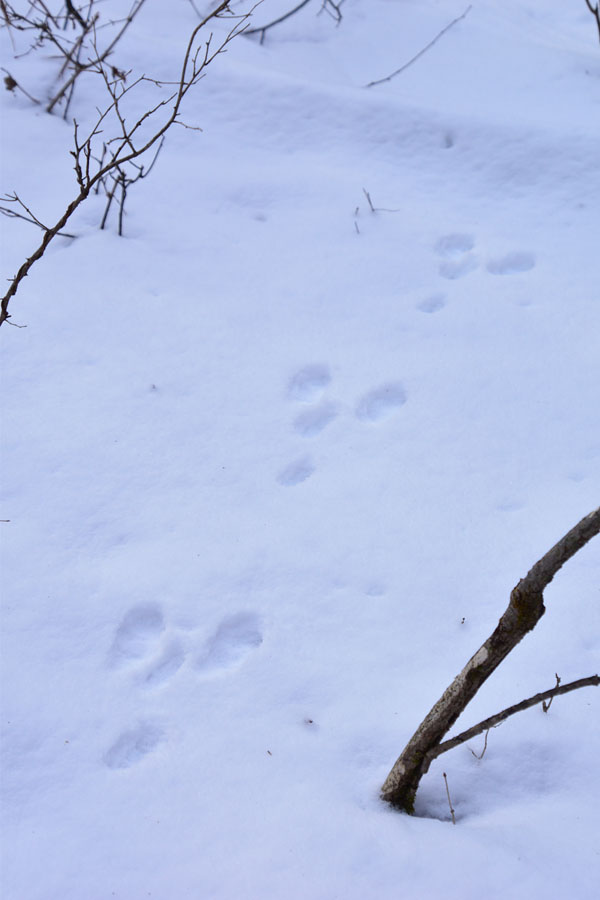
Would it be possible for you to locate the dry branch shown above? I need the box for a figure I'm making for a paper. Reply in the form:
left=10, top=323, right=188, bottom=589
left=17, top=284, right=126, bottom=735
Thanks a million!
left=585, top=0, right=600, bottom=43
left=428, top=674, right=599, bottom=764
left=0, top=1, right=252, bottom=327
left=245, top=0, right=342, bottom=43
left=381, top=506, right=600, bottom=813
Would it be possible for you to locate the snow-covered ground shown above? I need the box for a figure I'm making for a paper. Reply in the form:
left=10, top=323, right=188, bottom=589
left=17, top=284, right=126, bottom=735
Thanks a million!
left=1, top=2, right=599, bottom=897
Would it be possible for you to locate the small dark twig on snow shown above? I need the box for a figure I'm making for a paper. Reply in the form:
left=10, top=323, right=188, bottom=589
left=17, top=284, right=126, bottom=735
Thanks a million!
left=542, top=673, right=561, bottom=713
left=366, top=5, right=472, bottom=88
left=443, top=772, right=456, bottom=824
left=362, top=188, right=400, bottom=213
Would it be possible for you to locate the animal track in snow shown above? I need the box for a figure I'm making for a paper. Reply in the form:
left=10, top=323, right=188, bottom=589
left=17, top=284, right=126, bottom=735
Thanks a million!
left=435, top=233, right=475, bottom=258
left=143, top=639, right=185, bottom=688
left=109, top=604, right=165, bottom=666
left=104, top=722, right=164, bottom=770
left=486, top=252, right=535, bottom=275
left=434, top=233, right=478, bottom=280
left=287, top=365, right=331, bottom=402
left=196, top=612, right=263, bottom=675
left=356, top=383, right=407, bottom=422
left=108, top=603, right=186, bottom=691
left=279, top=367, right=407, bottom=484
left=293, top=401, right=337, bottom=437
left=438, top=255, right=479, bottom=280
left=277, top=456, right=315, bottom=486
left=417, top=293, right=446, bottom=314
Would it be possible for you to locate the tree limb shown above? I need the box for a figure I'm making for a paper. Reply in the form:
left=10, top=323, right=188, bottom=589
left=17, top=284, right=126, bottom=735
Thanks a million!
left=427, top=675, right=600, bottom=763
left=381, top=506, right=600, bottom=812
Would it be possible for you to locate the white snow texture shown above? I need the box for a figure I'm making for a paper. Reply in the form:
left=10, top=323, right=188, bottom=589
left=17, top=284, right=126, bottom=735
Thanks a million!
left=1, top=2, right=599, bottom=899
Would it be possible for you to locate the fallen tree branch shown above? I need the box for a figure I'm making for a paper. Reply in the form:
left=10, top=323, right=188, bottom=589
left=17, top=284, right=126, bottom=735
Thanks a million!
left=381, top=505, right=600, bottom=813
left=366, top=5, right=472, bottom=88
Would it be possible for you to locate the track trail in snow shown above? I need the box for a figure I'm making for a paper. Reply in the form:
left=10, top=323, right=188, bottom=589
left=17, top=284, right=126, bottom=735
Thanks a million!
left=278, top=366, right=408, bottom=486
left=104, top=606, right=263, bottom=769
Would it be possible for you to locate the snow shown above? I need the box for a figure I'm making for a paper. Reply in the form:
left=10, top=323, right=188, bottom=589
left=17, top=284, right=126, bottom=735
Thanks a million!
left=1, top=1, right=599, bottom=897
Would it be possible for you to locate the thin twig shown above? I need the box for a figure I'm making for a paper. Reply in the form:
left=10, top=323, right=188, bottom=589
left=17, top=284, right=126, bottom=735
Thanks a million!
left=0, top=198, right=76, bottom=238
left=362, top=187, right=400, bottom=214
left=542, top=673, right=561, bottom=713
left=47, top=0, right=149, bottom=113
left=245, top=0, right=311, bottom=44
left=468, top=727, right=492, bottom=760
left=318, top=0, right=344, bottom=25
left=585, top=0, right=600, bottom=44
left=427, top=675, right=600, bottom=763
left=1, top=1, right=254, bottom=326
left=443, top=772, right=456, bottom=824
left=366, top=5, right=472, bottom=88
left=2, top=67, right=40, bottom=103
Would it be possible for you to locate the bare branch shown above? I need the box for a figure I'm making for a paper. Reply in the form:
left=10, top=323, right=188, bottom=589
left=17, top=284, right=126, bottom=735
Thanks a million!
left=0, top=193, right=76, bottom=237
left=1, top=1, right=254, bottom=326
left=245, top=0, right=311, bottom=43
left=427, top=675, right=600, bottom=764
left=366, top=5, right=472, bottom=88
left=244, top=0, right=342, bottom=43
left=47, top=0, right=148, bottom=114
left=318, top=0, right=344, bottom=26
left=585, top=0, right=600, bottom=44
left=381, top=506, right=600, bottom=813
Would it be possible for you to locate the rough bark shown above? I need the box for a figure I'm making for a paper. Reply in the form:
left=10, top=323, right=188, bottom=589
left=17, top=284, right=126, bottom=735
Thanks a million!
left=381, top=506, right=600, bottom=812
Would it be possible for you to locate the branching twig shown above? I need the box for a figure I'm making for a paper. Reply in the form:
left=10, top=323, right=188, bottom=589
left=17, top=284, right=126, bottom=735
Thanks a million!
left=427, top=675, right=599, bottom=765
left=318, top=0, right=344, bottom=25
left=0, top=193, right=76, bottom=238
left=47, top=0, right=149, bottom=115
left=0, top=1, right=253, bottom=327
left=542, top=673, right=561, bottom=713
left=585, top=0, right=600, bottom=44
left=244, top=0, right=342, bottom=43
left=366, top=5, right=472, bottom=88
left=362, top=187, right=399, bottom=214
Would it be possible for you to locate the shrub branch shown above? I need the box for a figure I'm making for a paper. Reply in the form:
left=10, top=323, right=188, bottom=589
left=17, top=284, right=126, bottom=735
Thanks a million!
left=0, top=1, right=253, bottom=327
left=381, top=506, right=600, bottom=813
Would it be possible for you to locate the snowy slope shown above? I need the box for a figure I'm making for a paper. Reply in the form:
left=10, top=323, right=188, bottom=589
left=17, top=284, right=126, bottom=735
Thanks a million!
left=1, top=2, right=599, bottom=898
